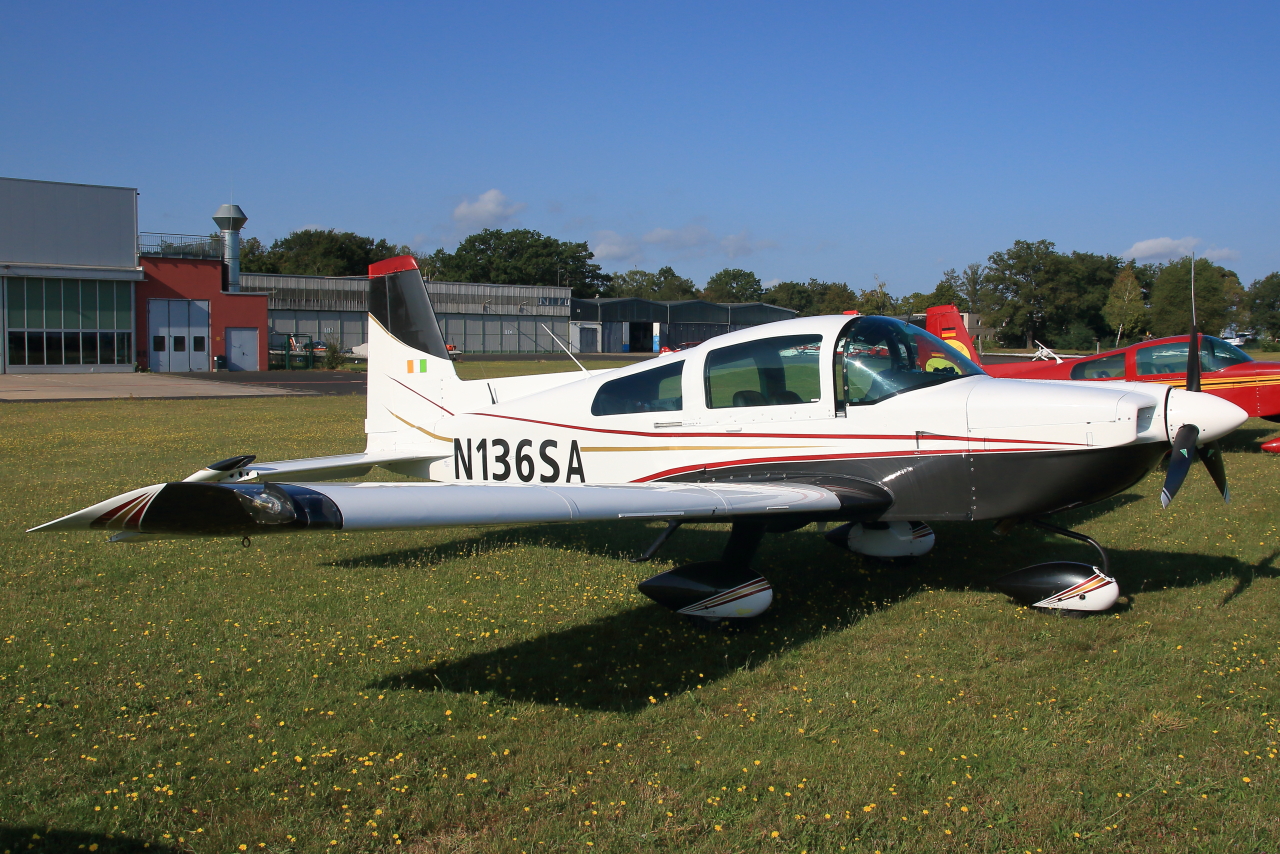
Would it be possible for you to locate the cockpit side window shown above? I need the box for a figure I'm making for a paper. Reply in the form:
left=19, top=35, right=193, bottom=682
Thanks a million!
left=1069, top=351, right=1126, bottom=380
left=591, top=360, right=683, bottom=415
left=1136, top=337, right=1253, bottom=376
left=704, top=335, right=823, bottom=409
left=835, top=316, right=983, bottom=406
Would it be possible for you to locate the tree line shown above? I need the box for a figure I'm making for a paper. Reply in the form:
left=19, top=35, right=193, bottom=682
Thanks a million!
left=241, top=228, right=1280, bottom=347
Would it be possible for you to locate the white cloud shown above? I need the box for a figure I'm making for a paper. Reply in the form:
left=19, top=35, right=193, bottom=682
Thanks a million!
left=1122, top=236, right=1239, bottom=265
left=644, top=224, right=716, bottom=251
left=720, top=230, right=755, bottom=259
left=593, top=222, right=778, bottom=268
left=590, top=230, right=644, bottom=264
left=720, top=230, right=777, bottom=259
left=1122, top=236, right=1200, bottom=261
left=762, top=278, right=782, bottom=290
left=452, top=189, right=525, bottom=230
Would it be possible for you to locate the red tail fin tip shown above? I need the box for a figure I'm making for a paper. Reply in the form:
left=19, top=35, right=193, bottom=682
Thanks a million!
left=924, top=304, right=980, bottom=365
left=368, top=255, right=420, bottom=278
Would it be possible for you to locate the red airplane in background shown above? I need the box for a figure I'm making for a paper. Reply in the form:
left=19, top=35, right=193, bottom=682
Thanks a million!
left=923, top=305, right=1280, bottom=439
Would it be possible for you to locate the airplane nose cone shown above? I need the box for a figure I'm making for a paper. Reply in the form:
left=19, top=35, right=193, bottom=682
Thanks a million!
left=1166, top=388, right=1248, bottom=443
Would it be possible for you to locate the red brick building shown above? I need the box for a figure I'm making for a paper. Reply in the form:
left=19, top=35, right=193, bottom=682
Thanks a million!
left=136, top=252, right=267, bottom=371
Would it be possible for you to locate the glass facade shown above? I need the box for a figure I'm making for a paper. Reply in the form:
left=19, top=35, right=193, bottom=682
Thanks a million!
left=5, top=278, right=133, bottom=367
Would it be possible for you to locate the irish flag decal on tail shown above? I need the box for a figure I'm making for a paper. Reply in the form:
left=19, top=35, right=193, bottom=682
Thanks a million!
left=407, top=359, right=428, bottom=373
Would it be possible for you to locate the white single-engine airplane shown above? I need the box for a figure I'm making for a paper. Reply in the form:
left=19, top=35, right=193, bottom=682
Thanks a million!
left=32, top=257, right=1246, bottom=620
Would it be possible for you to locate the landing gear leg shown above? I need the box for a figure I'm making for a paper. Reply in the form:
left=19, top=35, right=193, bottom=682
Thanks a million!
left=630, top=520, right=682, bottom=563
left=1029, top=519, right=1110, bottom=575
left=992, top=518, right=1120, bottom=613
left=721, top=520, right=766, bottom=568
left=637, top=521, right=773, bottom=622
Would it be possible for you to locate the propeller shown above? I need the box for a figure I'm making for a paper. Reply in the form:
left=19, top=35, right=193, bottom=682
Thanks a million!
left=1159, top=273, right=1231, bottom=507
left=1160, top=423, right=1199, bottom=508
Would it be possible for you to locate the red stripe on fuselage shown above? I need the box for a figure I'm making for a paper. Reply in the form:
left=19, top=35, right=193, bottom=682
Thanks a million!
left=632, top=445, right=1069, bottom=482
left=475, top=412, right=1083, bottom=447
left=390, top=377, right=454, bottom=415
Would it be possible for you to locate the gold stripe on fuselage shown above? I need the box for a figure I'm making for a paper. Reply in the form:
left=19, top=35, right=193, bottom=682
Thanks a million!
left=388, top=411, right=452, bottom=443
left=1141, top=373, right=1280, bottom=390
left=579, top=444, right=819, bottom=453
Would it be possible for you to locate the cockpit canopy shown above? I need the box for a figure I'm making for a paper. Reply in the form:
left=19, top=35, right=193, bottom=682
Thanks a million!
left=835, top=315, right=985, bottom=406
left=588, top=315, right=984, bottom=416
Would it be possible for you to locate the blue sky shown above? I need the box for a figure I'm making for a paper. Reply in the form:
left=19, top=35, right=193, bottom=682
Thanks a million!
left=3, top=1, right=1277, bottom=293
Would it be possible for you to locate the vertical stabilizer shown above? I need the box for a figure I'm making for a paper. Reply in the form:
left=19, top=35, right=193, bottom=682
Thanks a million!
left=368, top=256, right=453, bottom=361
left=364, top=257, right=473, bottom=463
left=925, top=304, right=982, bottom=366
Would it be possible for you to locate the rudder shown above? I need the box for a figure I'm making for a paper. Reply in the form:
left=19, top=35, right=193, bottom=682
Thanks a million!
left=925, top=304, right=981, bottom=366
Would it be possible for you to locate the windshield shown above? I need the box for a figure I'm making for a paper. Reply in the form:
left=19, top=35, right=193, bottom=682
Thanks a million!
left=1135, top=336, right=1253, bottom=376
left=835, top=316, right=984, bottom=406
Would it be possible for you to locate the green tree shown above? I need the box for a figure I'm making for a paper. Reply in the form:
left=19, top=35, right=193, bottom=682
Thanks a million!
left=1054, top=252, right=1123, bottom=346
left=418, top=247, right=452, bottom=282
left=762, top=279, right=859, bottom=316
left=983, top=240, right=1067, bottom=348
left=812, top=281, right=860, bottom=315
left=654, top=266, right=698, bottom=301
left=430, top=229, right=611, bottom=298
left=960, top=262, right=988, bottom=314
left=703, top=268, right=763, bottom=303
left=603, top=266, right=696, bottom=300
left=1149, top=257, right=1235, bottom=337
left=1247, top=273, right=1280, bottom=341
left=241, top=229, right=408, bottom=277
left=1102, top=263, right=1146, bottom=346
left=238, top=236, right=278, bottom=274
left=607, top=269, right=661, bottom=298
left=929, top=269, right=971, bottom=312
left=857, top=277, right=898, bottom=316
left=763, top=281, right=815, bottom=315
left=897, top=292, right=933, bottom=315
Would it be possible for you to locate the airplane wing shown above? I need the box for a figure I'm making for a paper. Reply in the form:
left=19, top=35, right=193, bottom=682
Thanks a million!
left=30, top=477, right=892, bottom=537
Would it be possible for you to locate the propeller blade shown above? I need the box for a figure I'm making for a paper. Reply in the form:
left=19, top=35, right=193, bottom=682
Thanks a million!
left=1161, top=423, right=1200, bottom=509
left=1186, top=327, right=1201, bottom=393
left=1198, top=440, right=1230, bottom=502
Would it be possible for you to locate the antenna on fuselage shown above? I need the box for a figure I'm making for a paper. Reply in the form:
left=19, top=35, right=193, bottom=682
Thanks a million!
left=541, top=323, right=589, bottom=373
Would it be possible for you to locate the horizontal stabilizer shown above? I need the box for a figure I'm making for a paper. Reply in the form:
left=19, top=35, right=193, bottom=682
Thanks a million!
left=182, top=451, right=447, bottom=484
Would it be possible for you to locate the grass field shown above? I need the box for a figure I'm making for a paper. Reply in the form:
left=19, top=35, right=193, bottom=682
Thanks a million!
left=2, top=392, right=1278, bottom=853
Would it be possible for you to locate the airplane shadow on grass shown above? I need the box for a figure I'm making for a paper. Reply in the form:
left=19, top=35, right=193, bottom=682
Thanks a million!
left=363, top=493, right=1277, bottom=713
left=1217, top=425, right=1277, bottom=453
left=0, top=827, right=177, bottom=854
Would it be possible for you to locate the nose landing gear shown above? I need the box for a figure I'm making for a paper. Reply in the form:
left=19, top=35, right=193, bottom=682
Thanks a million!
left=993, top=519, right=1120, bottom=613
